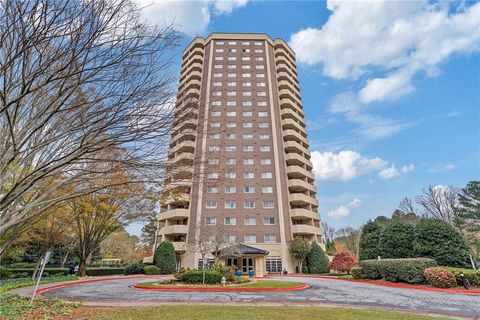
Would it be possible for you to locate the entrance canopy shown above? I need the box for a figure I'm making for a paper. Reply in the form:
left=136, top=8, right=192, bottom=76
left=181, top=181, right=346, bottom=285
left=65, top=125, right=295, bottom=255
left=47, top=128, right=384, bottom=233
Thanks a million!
left=212, top=244, right=269, bottom=257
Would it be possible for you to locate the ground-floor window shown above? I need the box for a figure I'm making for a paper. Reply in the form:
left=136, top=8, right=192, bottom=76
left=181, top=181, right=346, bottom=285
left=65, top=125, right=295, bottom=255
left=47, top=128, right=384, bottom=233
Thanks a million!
left=265, top=257, right=282, bottom=273
left=197, top=259, right=215, bottom=270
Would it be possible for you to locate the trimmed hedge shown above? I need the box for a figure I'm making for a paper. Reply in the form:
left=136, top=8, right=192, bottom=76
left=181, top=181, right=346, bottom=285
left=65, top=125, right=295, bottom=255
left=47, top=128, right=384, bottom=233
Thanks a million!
left=85, top=268, right=125, bottom=276
left=361, top=258, right=437, bottom=284
left=174, top=269, right=222, bottom=284
left=144, top=265, right=161, bottom=275
left=124, top=263, right=144, bottom=275
left=446, top=267, right=480, bottom=286
left=7, top=268, right=68, bottom=277
left=5, top=267, right=125, bottom=277
left=379, top=220, right=415, bottom=259
left=424, top=267, right=457, bottom=288
left=350, top=266, right=362, bottom=279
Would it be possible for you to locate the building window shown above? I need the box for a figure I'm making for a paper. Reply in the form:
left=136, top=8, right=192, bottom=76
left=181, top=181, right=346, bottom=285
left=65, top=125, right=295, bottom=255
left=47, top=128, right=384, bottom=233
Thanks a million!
left=225, top=145, right=236, bottom=152
left=227, top=81, right=236, bottom=86
left=242, top=91, right=252, bottom=96
left=242, top=41, right=250, bottom=45
left=255, top=57, right=264, bottom=61
left=243, top=145, right=254, bottom=152
left=214, top=56, right=223, bottom=61
left=211, top=111, right=221, bottom=117
left=212, top=91, right=221, bottom=96
left=214, top=64, right=222, bottom=69
left=224, top=217, right=236, bottom=225
left=242, top=56, right=250, bottom=61
left=256, top=65, right=265, bottom=70
left=259, top=122, right=269, bottom=128
left=257, top=101, right=267, bottom=106
left=226, top=133, right=236, bottom=140
left=243, top=82, right=251, bottom=87
left=225, top=186, right=236, bottom=193
left=212, top=101, right=222, bottom=106
left=262, top=186, right=273, bottom=194
left=263, top=217, right=275, bottom=225
left=260, top=145, right=270, bottom=152
left=261, top=172, right=273, bottom=179
left=208, top=158, right=219, bottom=165
left=212, top=82, right=221, bottom=87
left=208, top=145, right=220, bottom=152
left=257, top=73, right=265, bottom=78
left=227, top=65, right=237, bottom=69
left=244, top=217, right=256, bottom=225
left=207, top=173, right=219, bottom=179
left=265, top=257, right=282, bottom=273
left=228, top=73, right=236, bottom=78
left=264, top=235, right=277, bottom=243
left=244, top=171, right=254, bottom=179
left=210, top=133, right=220, bottom=139
left=213, top=73, right=222, bottom=78
left=227, top=101, right=236, bottom=106
left=227, top=111, right=237, bottom=116
left=257, top=82, right=266, bottom=87
left=243, top=122, right=253, bottom=128
left=243, top=133, right=253, bottom=139
left=261, top=158, right=272, bottom=165
left=242, top=73, right=251, bottom=78
left=226, top=158, right=236, bottom=165
left=205, top=217, right=217, bottom=225
left=259, top=133, right=270, bottom=140
left=225, top=201, right=236, bottom=209
left=216, top=41, right=224, bottom=45
left=228, top=41, right=237, bottom=45
left=244, top=186, right=255, bottom=193
left=215, top=48, right=224, bottom=53
left=263, top=200, right=275, bottom=208
left=226, top=122, right=236, bottom=128
left=242, top=48, right=250, bottom=52
left=228, top=56, right=236, bottom=61
left=211, top=122, right=221, bottom=128
left=243, top=158, right=254, bottom=165
left=242, top=65, right=251, bottom=69
left=244, top=235, right=256, bottom=243
left=244, top=201, right=255, bottom=209
left=227, top=91, right=236, bottom=96
left=205, top=201, right=217, bottom=209
left=225, top=172, right=236, bottom=179
left=229, top=48, right=237, bottom=53
left=255, top=48, right=263, bottom=52
left=207, top=187, right=218, bottom=194
left=242, top=101, right=252, bottom=107
left=225, top=235, right=236, bottom=242
left=243, top=112, right=252, bottom=117
left=198, top=259, right=215, bottom=270
left=257, top=91, right=267, bottom=97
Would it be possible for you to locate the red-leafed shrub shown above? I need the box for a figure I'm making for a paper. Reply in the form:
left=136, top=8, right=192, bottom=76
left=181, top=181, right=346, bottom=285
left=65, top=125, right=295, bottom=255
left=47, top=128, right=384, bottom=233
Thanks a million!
left=328, top=252, right=358, bottom=273
left=424, top=267, right=457, bottom=288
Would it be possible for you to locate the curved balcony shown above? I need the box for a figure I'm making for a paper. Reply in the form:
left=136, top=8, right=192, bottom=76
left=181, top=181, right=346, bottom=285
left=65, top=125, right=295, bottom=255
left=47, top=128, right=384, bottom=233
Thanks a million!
left=273, top=39, right=296, bottom=58
left=278, top=80, right=301, bottom=100
left=178, top=87, right=200, bottom=100
left=169, top=152, right=194, bottom=165
left=159, top=224, right=189, bottom=236
left=181, top=58, right=203, bottom=75
left=180, top=69, right=202, bottom=84
left=281, top=109, right=305, bottom=127
left=169, top=140, right=196, bottom=155
left=292, top=224, right=322, bottom=236
left=275, top=56, right=297, bottom=74
left=290, top=208, right=320, bottom=221
left=182, top=40, right=205, bottom=59
left=285, top=153, right=313, bottom=170
left=187, top=47, right=204, bottom=59
left=284, top=141, right=310, bottom=158
left=158, top=208, right=190, bottom=221
left=282, top=119, right=307, bottom=136
left=283, top=129, right=308, bottom=146
left=279, top=89, right=302, bottom=107
left=288, top=179, right=316, bottom=193
left=179, top=79, right=201, bottom=92
left=279, top=97, right=303, bottom=112
left=163, top=179, right=192, bottom=192
left=172, top=118, right=197, bottom=135
left=161, top=192, right=191, bottom=206
left=172, top=241, right=187, bottom=252
left=170, top=131, right=196, bottom=146
left=289, top=193, right=318, bottom=207
left=286, top=165, right=314, bottom=181
left=276, top=63, right=299, bottom=83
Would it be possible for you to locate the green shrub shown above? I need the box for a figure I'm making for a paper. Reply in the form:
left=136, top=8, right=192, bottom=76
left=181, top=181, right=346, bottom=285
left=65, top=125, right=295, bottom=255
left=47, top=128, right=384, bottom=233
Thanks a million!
left=144, top=265, right=161, bottom=275
left=85, top=268, right=125, bottom=276
left=174, top=269, right=222, bottom=284
left=350, top=267, right=362, bottom=279
left=361, top=258, right=437, bottom=284
left=302, top=266, right=309, bottom=274
left=424, top=267, right=457, bottom=288
left=446, top=267, right=480, bottom=286
left=414, top=219, right=472, bottom=268
left=307, top=242, right=329, bottom=273
left=379, top=220, right=415, bottom=259
left=212, top=264, right=235, bottom=281
left=8, top=262, right=37, bottom=268
left=0, top=266, right=13, bottom=279
left=153, top=241, right=176, bottom=274
left=124, top=263, right=144, bottom=275
left=7, top=268, right=68, bottom=277
left=359, top=219, right=384, bottom=261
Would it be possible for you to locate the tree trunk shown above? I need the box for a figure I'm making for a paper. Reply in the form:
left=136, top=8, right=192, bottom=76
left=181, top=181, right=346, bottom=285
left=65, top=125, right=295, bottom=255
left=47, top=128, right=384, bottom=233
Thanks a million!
left=60, top=251, right=70, bottom=268
left=78, top=257, right=88, bottom=277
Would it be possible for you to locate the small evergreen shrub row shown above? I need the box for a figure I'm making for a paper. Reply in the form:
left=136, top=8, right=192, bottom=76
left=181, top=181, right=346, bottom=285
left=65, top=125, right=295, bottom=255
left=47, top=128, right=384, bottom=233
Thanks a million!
left=86, top=268, right=125, bottom=276
left=446, top=267, right=480, bottom=287
left=350, top=266, right=362, bottom=279
left=423, top=267, right=457, bottom=288
left=7, top=268, right=68, bottom=277
left=144, top=265, right=161, bottom=275
left=360, top=258, right=437, bottom=284
left=174, top=269, right=222, bottom=284
left=124, top=263, right=144, bottom=275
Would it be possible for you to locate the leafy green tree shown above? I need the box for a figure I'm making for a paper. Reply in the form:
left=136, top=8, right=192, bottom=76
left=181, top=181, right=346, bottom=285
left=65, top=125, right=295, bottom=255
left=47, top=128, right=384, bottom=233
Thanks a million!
left=288, top=237, right=310, bottom=273
left=359, top=219, right=384, bottom=261
left=154, top=241, right=176, bottom=274
left=379, top=220, right=415, bottom=259
left=325, top=239, right=336, bottom=256
left=306, top=242, right=329, bottom=273
left=414, top=219, right=472, bottom=267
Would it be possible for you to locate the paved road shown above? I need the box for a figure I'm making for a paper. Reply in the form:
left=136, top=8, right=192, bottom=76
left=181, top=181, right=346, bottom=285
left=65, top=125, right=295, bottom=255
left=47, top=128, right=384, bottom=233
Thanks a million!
left=30, top=276, right=480, bottom=318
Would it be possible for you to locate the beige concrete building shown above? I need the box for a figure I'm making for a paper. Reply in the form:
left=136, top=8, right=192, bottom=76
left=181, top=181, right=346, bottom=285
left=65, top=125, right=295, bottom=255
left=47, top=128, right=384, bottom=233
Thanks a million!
left=154, top=33, right=324, bottom=276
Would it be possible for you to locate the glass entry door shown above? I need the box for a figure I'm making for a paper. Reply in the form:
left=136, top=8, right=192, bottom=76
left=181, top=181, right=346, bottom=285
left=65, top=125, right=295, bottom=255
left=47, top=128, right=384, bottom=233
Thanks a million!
left=242, top=257, right=254, bottom=273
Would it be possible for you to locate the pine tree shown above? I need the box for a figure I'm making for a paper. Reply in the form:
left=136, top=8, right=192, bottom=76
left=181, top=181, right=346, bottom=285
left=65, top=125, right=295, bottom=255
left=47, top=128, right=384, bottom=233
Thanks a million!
left=307, top=242, right=329, bottom=273
left=153, top=241, right=176, bottom=274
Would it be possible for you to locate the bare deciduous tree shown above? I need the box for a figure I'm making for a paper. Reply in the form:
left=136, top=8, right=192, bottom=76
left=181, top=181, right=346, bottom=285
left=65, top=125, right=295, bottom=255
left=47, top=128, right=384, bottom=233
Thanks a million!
left=398, top=197, right=417, bottom=215
left=321, top=221, right=335, bottom=243
left=416, top=185, right=459, bottom=224
left=0, top=0, right=180, bottom=255
left=334, top=227, right=361, bottom=257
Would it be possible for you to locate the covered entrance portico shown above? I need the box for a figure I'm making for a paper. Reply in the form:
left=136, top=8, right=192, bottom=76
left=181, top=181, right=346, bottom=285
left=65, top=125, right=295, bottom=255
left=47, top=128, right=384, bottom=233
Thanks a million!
left=213, top=244, right=269, bottom=277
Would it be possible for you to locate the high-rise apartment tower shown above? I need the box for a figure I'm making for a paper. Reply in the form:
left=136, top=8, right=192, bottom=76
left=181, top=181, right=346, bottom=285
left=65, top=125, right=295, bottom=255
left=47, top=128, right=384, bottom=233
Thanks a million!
left=154, top=33, right=324, bottom=276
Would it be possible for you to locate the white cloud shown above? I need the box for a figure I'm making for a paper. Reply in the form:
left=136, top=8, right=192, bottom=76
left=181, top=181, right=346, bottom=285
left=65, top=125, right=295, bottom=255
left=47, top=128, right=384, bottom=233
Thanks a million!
left=378, top=165, right=400, bottom=180
left=311, top=150, right=387, bottom=182
left=290, top=1, right=480, bottom=103
left=428, top=163, right=456, bottom=173
left=137, top=0, right=248, bottom=36
left=402, top=164, right=415, bottom=173
left=328, top=199, right=362, bottom=218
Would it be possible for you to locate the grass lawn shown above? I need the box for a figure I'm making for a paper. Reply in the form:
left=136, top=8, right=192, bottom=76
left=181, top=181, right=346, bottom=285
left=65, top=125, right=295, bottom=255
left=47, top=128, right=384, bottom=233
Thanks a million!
left=77, top=305, right=451, bottom=320
left=136, top=280, right=306, bottom=289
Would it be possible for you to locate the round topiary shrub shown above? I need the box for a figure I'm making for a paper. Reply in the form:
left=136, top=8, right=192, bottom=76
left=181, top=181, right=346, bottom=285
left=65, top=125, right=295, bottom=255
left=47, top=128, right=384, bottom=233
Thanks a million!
left=124, top=262, right=144, bottom=275
left=424, top=267, right=457, bottom=288
left=153, top=241, right=177, bottom=274
left=307, top=241, right=329, bottom=274
left=350, top=266, right=362, bottom=279
left=144, top=265, right=161, bottom=275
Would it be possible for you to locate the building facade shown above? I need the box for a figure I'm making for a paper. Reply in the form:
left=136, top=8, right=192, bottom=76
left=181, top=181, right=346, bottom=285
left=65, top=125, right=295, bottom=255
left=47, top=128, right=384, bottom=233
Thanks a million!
left=155, top=33, right=324, bottom=276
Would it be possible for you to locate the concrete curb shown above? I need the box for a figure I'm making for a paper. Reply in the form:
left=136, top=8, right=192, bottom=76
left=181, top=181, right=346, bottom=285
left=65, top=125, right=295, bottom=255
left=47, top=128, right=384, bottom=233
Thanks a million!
left=133, top=283, right=310, bottom=292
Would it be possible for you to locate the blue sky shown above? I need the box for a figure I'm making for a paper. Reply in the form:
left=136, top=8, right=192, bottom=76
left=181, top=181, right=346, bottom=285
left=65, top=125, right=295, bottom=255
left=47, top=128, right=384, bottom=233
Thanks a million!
left=128, top=0, right=480, bottom=235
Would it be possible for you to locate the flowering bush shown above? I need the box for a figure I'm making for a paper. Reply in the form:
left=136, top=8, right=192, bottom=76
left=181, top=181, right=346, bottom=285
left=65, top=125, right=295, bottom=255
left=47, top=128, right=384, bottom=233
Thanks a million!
left=328, top=252, right=357, bottom=273
left=424, top=267, right=457, bottom=288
